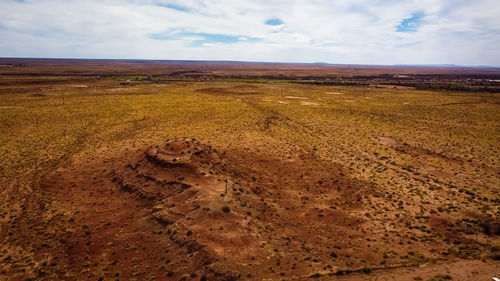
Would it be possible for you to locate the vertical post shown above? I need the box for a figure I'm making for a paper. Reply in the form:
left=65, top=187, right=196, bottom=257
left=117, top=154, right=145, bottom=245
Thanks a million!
left=35, top=116, right=38, bottom=128
left=62, top=92, right=65, bottom=105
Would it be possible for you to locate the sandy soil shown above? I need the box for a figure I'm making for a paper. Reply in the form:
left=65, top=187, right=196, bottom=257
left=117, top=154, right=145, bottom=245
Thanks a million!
left=0, top=61, right=499, bottom=281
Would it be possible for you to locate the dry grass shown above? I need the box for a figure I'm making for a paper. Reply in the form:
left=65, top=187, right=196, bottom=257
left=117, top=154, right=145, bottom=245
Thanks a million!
left=0, top=75, right=499, bottom=280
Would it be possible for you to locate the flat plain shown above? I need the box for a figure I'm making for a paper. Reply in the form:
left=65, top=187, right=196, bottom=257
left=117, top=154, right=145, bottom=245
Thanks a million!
left=0, top=59, right=499, bottom=281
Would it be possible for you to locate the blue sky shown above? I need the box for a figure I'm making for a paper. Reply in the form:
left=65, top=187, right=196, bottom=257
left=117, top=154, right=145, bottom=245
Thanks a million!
left=155, top=2, right=190, bottom=13
left=265, top=18, right=284, bottom=26
left=0, top=0, right=499, bottom=66
left=396, top=11, right=425, bottom=32
left=149, top=31, right=260, bottom=46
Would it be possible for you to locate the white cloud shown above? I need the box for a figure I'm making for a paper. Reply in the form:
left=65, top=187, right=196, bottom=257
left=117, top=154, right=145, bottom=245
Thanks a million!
left=0, top=0, right=499, bottom=65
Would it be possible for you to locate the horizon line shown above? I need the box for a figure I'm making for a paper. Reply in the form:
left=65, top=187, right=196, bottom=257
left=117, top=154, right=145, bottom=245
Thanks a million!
left=1, top=56, right=499, bottom=69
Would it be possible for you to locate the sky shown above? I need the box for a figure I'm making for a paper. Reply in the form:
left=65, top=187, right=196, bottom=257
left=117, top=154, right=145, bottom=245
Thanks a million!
left=1, top=0, right=499, bottom=66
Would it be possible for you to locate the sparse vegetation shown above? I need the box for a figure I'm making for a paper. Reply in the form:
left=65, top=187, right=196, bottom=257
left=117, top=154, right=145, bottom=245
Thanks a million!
left=0, top=59, right=498, bottom=280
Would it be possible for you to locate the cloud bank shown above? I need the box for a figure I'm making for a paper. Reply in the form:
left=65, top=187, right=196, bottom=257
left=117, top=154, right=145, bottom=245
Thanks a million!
left=1, top=0, right=499, bottom=66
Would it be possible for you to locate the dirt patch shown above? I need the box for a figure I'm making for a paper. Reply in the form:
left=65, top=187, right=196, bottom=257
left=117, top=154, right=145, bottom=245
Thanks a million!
left=69, top=84, right=88, bottom=88
left=285, top=95, right=309, bottom=99
left=300, top=101, right=320, bottom=106
left=0, top=106, right=23, bottom=109
left=378, top=136, right=400, bottom=149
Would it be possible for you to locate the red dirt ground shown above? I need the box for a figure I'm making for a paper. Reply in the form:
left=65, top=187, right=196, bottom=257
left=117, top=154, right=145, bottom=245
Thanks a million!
left=17, top=136, right=493, bottom=280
